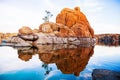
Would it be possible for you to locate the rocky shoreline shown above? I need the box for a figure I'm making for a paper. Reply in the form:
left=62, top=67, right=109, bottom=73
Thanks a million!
left=0, top=33, right=96, bottom=47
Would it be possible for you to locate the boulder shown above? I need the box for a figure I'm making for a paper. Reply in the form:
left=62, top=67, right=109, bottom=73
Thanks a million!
left=56, top=7, right=94, bottom=37
left=19, top=26, right=33, bottom=35
left=33, top=29, right=39, bottom=33
left=92, top=69, right=120, bottom=80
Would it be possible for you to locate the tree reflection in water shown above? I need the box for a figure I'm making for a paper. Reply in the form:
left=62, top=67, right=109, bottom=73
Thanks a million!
left=41, top=63, right=52, bottom=75
left=17, top=44, right=94, bottom=76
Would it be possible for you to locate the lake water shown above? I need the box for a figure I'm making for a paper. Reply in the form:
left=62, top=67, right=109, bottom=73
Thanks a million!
left=0, top=43, right=120, bottom=80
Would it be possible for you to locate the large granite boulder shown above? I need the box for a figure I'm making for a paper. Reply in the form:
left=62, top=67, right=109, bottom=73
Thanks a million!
left=56, top=7, right=94, bottom=37
left=18, top=26, right=38, bottom=42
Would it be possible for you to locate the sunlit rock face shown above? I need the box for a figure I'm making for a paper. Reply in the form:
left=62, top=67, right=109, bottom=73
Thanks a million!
left=56, top=7, right=94, bottom=37
left=39, top=22, right=75, bottom=37
left=39, top=22, right=59, bottom=33
left=19, top=26, right=33, bottom=35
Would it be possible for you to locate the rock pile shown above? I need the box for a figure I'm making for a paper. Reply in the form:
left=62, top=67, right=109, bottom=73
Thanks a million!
left=1, top=7, right=95, bottom=46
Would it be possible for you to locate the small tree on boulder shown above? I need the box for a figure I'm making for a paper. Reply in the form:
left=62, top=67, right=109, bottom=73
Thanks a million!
left=43, top=10, right=53, bottom=22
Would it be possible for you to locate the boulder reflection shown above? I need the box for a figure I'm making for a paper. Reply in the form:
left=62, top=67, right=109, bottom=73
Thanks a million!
left=18, top=46, right=38, bottom=61
left=17, top=44, right=94, bottom=76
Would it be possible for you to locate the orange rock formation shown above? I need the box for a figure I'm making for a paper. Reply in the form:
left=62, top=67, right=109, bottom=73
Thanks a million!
left=39, top=22, right=75, bottom=37
left=56, top=7, right=94, bottom=37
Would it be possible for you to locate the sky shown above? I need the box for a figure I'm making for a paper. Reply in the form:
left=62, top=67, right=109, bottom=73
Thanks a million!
left=0, top=0, right=120, bottom=34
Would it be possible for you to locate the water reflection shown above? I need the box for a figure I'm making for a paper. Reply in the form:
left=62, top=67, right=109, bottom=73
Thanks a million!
left=41, top=63, right=52, bottom=75
left=17, top=44, right=94, bottom=76
left=18, top=47, right=38, bottom=61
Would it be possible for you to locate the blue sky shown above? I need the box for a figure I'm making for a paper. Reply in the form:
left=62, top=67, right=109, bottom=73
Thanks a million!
left=0, top=0, right=120, bottom=34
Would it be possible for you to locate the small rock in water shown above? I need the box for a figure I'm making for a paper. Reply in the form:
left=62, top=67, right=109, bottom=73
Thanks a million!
left=92, top=69, right=120, bottom=80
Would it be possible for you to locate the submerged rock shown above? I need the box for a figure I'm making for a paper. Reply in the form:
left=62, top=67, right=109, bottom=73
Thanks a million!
left=92, top=69, right=120, bottom=80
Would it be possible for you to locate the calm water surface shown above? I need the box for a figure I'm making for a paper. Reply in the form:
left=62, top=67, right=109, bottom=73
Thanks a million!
left=0, top=44, right=120, bottom=80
